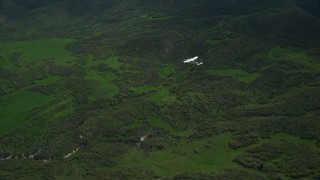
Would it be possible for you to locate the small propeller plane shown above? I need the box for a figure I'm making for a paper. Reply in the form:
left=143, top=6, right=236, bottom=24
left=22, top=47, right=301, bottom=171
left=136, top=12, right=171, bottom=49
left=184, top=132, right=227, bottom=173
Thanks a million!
left=183, top=56, right=203, bottom=65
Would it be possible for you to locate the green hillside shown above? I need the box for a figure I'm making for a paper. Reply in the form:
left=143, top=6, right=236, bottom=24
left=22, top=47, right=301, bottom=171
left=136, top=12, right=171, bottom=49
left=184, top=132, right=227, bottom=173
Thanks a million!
left=0, top=0, right=320, bottom=179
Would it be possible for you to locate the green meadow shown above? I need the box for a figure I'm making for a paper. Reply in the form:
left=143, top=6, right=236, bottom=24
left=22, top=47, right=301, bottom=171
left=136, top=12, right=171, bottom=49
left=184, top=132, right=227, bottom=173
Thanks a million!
left=131, top=85, right=158, bottom=94
left=132, top=85, right=176, bottom=104
left=267, top=46, right=320, bottom=70
left=148, top=117, right=195, bottom=137
left=85, top=70, right=118, bottom=99
left=0, top=91, right=51, bottom=136
left=0, top=38, right=75, bottom=71
left=159, top=64, right=175, bottom=77
left=120, top=133, right=249, bottom=176
left=119, top=132, right=316, bottom=177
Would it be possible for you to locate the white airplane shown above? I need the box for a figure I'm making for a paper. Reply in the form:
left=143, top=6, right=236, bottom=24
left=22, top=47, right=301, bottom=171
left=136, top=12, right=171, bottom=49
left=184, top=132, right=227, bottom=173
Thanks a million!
left=183, top=56, right=203, bottom=65
left=183, top=56, right=199, bottom=63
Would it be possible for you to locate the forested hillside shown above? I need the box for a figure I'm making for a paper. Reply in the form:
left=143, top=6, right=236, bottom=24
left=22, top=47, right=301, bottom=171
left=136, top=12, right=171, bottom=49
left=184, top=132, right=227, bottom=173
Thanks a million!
left=1, top=0, right=320, bottom=179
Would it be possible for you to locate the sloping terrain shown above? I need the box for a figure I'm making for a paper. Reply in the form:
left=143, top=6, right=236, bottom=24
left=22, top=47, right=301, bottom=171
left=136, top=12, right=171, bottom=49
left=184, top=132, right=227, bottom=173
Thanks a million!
left=0, top=0, right=320, bottom=179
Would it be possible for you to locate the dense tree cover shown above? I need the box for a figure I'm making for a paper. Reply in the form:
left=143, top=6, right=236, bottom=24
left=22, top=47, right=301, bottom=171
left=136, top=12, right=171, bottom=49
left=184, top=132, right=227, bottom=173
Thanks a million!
left=0, top=0, right=320, bottom=179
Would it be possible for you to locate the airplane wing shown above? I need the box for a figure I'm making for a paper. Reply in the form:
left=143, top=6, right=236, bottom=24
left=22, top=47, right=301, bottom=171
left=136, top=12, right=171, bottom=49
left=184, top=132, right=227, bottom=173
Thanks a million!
left=183, top=56, right=198, bottom=63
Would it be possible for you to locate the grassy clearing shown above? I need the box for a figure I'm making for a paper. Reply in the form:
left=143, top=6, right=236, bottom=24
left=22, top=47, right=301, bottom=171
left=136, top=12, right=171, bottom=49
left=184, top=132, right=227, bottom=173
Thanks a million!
left=119, top=133, right=247, bottom=176
left=35, top=76, right=61, bottom=85
left=207, top=69, right=259, bottom=83
left=0, top=38, right=75, bottom=71
left=267, top=46, right=320, bottom=70
left=119, top=133, right=316, bottom=177
left=131, top=85, right=176, bottom=104
left=148, top=117, right=195, bottom=137
left=261, top=133, right=318, bottom=149
left=159, top=64, right=175, bottom=77
left=0, top=91, right=52, bottom=136
left=84, top=55, right=96, bottom=68
left=150, top=87, right=176, bottom=104
left=37, top=97, right=74, bottom=118
left=131, top=85, right=157, bottom=94
left=85, top=70, right=118, bottom=98
left=53, top=108, right=74, bottom=119
left=105, top=54, right=122, bottom=70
